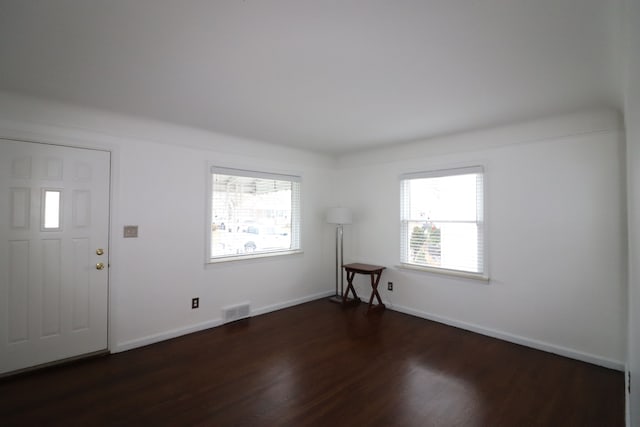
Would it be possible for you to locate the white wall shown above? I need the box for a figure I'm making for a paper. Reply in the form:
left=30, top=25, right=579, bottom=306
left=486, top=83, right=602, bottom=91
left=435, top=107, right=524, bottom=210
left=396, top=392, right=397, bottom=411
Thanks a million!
left=0, top=92, right=338, bottom=351
left=0, top=93, right=629, bottom=374
left=624, top=0, right=640, bottom=424
left=336, top=109, right=627, bottom=368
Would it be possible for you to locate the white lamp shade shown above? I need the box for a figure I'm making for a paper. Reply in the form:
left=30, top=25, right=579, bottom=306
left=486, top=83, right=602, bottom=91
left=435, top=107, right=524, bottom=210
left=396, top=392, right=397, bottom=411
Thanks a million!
left=326, top=207, right=352, bottom=225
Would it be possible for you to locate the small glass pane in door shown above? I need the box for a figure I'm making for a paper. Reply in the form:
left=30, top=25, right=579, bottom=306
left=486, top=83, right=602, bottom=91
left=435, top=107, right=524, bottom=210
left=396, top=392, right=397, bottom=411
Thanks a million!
left=42, top=190, right=62, bottom=230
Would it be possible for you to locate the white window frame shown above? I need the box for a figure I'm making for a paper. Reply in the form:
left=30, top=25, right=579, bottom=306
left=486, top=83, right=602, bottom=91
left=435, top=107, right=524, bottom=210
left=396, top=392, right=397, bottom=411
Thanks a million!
left=206, top=166, right=302, bottom=263
left=400, top=165, right=488, bottom=281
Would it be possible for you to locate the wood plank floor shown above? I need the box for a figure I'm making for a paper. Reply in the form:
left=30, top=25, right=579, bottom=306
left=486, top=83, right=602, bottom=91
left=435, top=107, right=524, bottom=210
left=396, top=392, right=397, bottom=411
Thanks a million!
left=0, top=300, right=624, bottom=426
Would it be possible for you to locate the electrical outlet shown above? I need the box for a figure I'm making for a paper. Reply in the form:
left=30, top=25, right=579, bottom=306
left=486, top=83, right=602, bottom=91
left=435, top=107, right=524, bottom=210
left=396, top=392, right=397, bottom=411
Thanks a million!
left=388, top=282, right=393, bottom=291
left=192, top=297, right=199, bottom=309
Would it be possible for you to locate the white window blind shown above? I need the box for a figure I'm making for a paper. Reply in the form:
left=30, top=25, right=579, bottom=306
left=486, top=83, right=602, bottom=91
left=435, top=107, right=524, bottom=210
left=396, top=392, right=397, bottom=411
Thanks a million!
left=400, top=166, right=485, bottom=277
left=209, top=167, right=301, bottom=261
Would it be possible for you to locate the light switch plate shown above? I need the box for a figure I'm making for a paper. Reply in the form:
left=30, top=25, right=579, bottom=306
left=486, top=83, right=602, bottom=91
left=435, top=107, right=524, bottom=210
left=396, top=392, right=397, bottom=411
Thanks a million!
left=123, top=225, right=138, bottom=238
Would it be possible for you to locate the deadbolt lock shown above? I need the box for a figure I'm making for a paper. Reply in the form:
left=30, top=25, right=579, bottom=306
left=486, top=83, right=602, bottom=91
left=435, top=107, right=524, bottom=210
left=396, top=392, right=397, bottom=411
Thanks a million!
left=96, top=248, right=104, bottom=256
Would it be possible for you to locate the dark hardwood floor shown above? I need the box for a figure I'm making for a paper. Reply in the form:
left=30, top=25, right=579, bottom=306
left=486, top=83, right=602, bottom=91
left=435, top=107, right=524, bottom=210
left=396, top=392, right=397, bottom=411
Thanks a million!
left=0, top=300, right=624, bottom=426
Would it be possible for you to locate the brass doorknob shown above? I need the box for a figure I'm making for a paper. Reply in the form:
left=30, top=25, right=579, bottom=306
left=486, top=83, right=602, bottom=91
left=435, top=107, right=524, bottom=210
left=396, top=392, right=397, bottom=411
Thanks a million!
left=96, top=262, right=105, bottom=270
left=96, top=248, right=104, bottom=256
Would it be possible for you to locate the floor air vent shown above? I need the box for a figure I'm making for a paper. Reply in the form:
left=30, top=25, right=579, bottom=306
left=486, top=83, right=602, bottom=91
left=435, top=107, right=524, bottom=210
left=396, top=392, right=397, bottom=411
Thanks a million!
left=222, top=303, right=251, bottom=323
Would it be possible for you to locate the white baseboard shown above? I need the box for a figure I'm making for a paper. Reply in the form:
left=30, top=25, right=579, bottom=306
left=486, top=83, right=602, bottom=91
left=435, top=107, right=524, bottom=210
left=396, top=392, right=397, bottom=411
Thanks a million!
left=387, top=302, right=625, bottom=371
left=114, top=318, right=224, bottom=353
left=251, top=290, right=334, bottom=317
left=113, top=290, right=334, bottom=353
left=115, top=292, right=623, bottom=372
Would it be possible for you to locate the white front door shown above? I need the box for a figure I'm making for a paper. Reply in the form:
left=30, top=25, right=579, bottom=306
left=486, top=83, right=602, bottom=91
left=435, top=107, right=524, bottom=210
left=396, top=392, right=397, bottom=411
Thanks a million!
left=0, top=139, right=110, bottom=374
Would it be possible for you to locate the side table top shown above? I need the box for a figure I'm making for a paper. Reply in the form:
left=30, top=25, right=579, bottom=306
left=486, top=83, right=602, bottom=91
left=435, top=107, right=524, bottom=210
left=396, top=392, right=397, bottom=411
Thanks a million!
left=343, top=263, right=386, bottom=273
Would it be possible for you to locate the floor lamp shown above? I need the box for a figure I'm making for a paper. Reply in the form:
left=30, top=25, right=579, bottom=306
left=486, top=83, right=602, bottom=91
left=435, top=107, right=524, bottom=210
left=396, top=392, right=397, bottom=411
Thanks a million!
left=327, top=207, right=352, bottom=303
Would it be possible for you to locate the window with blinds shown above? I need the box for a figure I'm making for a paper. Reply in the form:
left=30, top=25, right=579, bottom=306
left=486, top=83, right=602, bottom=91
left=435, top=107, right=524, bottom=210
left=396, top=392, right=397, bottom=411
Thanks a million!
left=400, top=166, right=486, bottom=278
left=209, top=167, right=301, bottom=261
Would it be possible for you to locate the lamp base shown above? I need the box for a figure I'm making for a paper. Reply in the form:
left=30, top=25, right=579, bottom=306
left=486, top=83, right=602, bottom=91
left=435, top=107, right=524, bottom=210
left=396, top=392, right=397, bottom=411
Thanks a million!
left=328, top=295, right=343, bottom=304
left=328, top=295, right=361, bottom=306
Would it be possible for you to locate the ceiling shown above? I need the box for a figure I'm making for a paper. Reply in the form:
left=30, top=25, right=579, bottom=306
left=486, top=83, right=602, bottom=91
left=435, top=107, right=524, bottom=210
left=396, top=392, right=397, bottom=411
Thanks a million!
left=0, top=0, right=622, bottom=155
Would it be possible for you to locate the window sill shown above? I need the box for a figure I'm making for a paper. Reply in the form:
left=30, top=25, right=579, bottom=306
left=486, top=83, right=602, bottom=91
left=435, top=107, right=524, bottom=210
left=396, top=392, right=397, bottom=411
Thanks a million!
left=397, top=263, right=489, bottom=282
left=207, top=249, right=303, bottom=264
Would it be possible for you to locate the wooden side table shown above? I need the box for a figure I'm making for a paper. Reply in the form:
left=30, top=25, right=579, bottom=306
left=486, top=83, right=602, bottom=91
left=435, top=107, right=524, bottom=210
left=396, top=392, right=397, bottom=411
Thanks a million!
left=342, top=263, right=386, bottom=312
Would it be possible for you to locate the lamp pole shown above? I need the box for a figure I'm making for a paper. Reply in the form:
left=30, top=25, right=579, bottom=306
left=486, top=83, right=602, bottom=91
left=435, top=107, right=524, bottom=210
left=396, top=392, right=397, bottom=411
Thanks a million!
left=327, top=207, right=352, bottom=304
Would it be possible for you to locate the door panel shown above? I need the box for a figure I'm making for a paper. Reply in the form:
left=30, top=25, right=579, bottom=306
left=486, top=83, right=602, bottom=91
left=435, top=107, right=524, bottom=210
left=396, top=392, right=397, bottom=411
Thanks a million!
left=0, top=139, right=110, bottom=374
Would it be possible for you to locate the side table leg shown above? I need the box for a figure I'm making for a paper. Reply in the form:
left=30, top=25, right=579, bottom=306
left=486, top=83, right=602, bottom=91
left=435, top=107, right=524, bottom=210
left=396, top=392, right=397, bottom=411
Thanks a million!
left=342, top=270, right=360, bottom=306
left=368, top=271, right=386, bottom=312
